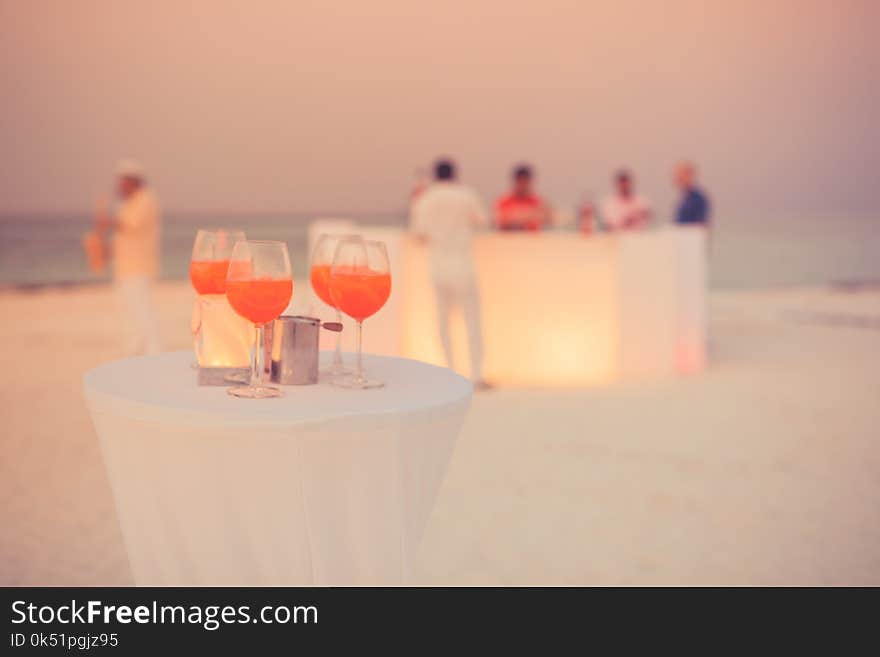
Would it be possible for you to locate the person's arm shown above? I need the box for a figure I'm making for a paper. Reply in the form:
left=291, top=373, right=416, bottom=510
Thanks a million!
left=102, top=195, right=149, bottom=234
left=626, top=200, right=652, bottom=229
left=472, top=192, right=490, bottom=230
left=409, top=196, right=429, bottom=244
left=517, top=202, right=549, bottom=230
left=493, top=198, right=510, bottom=229
left=602, top=199, right=622, bottom=231
left=94, top=196, right=117, bottom=233
left=700, top=194, right=711, bottom=224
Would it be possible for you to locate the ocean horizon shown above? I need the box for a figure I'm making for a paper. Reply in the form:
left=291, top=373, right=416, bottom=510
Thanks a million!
left=1, top=211, right=877, bottom=290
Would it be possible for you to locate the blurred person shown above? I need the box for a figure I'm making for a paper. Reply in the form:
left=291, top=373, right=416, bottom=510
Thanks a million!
left=410, top=159, right=490, bottom=389
left=94, top=160, right=162, bottom=355
left=674, top=161, right=711, bottom=226
left=409, top=167, right=429, bottom=203
left=579, top=193, right=596, bottom=235
left=601, top=169, right=652, bottom=231
left=494, top=164, right=550, bottom=231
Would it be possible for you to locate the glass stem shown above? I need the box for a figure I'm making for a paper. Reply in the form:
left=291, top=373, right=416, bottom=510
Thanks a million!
left=356, top=320, right=364, bottom=383
left=333, top=308, right=344, bottom=370
left=251, top=324, right=263, bottom=387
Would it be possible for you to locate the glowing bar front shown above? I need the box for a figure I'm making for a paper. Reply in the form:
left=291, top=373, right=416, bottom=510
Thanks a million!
left=305, top=222, right=707, bottom=386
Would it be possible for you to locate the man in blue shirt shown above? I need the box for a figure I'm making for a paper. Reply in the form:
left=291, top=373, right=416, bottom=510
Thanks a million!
left=674, top=161, right=710, bottom=225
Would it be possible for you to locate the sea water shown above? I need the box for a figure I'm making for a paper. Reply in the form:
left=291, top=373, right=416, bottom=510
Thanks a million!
left=0, top=212, right=877, bottom=289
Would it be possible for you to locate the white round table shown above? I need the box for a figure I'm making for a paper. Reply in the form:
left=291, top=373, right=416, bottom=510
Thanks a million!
left=83, top=351, right=471, bottom=586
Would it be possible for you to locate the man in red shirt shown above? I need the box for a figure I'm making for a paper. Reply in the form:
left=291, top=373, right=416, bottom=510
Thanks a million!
left=494, top=164, right=550, bottom=231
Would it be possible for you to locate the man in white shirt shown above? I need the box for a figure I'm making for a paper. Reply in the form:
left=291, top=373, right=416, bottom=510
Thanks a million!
left=410, top=159, right=489, bottom=388
left=601, top=169, right=652, bottom=231
left=95, top=160, right=162, bottom=355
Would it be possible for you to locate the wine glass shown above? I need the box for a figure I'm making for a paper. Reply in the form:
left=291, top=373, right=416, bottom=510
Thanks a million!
left=225, top=240, right=293, bottom=398
left=328, top=238, right=391, bottom=389
left=190, top=229, right=246, bottom=295
left=311, top=233, right=359, bottom=377
left=189, top=229, right=246, bottom=369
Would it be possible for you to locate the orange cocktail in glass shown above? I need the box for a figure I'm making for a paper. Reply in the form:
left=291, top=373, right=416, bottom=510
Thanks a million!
left=328, top=238, right=391, bottom=389
left=310, top=263, right=333, bottom=307
left=190, top=229, right=245, bottom=296
left=311, top=234, right=361, bottom=377
left=225, top=241, right=293, bottom=399
left=328, top=266, right=391, bottom=322
left=190, top=259, right=231, bottom=295
left=226, top=277, right=294, bottom=325
left=189, top=229, right=247, bottom=369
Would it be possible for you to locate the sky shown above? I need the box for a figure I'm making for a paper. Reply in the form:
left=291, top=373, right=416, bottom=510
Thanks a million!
left=1, top=0, right=878, bottom=217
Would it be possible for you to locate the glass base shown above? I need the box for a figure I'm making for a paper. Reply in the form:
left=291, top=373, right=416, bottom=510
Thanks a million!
left=320, top=364, right=352, bottom=377
left=223, top=371, right=251, bottom=384
left=330, top=376, right=384, bottom=389
left=227, top=385, right=283, bottom=399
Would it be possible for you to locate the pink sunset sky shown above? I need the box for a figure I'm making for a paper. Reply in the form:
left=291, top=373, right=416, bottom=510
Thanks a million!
left=1, top=0, right=878, bottom=216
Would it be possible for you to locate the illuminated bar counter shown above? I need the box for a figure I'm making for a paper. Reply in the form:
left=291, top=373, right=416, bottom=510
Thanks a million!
left=307, top=222, right=707, bottom=387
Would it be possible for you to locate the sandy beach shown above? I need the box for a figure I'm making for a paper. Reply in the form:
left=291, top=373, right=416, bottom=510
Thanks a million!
left=0, top=281, right=877, bottom=585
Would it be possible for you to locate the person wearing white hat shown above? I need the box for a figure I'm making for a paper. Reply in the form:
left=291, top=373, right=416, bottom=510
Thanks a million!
left=94, top=160, right=162, bottom=355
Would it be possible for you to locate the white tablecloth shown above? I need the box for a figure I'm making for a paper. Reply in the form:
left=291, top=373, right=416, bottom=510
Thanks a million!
left=83, top=351, right=471, bottom=586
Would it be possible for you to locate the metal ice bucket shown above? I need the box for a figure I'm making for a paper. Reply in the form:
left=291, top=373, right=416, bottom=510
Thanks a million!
left=270, top=315, right=342, bottom=385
